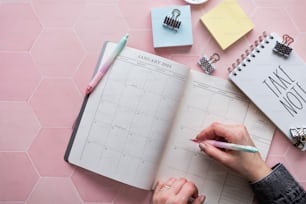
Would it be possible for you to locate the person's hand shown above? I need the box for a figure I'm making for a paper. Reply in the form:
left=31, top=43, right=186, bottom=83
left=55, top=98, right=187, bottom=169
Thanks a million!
left=152, top=177, right=205, bottom=204
left=196, top=122, right=271, bottom=182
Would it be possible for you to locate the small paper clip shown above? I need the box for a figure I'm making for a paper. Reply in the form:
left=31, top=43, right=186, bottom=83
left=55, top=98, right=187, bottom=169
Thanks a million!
left=198, top=53, right=220, bottom=74
left=290, top=127, right=306, bottom=149
left=273, top=34, right=294, bottom=58
left=163, top=9, right=181, bottom=31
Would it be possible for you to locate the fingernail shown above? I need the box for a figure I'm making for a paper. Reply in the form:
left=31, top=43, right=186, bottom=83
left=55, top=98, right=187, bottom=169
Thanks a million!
left=199, top=143, right=206, bottom=152
left=199, top=195, right=206, bottom=203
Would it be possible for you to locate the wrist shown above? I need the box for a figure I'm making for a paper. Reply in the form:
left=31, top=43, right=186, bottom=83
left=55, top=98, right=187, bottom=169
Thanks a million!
left=246, top=161, right=272, bottom=182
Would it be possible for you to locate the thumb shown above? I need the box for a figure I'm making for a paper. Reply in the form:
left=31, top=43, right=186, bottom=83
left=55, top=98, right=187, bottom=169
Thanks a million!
left=199, top=142, right=230, bottom=164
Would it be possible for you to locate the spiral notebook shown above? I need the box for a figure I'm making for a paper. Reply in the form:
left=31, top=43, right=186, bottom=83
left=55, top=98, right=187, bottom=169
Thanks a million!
left=229, top=32, right=306, bottom=151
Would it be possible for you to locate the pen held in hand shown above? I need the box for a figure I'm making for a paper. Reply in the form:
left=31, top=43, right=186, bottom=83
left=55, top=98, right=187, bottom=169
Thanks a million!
left=85, top=33, right=129, bottom=95
left=190, top=138, right=258, bottom=153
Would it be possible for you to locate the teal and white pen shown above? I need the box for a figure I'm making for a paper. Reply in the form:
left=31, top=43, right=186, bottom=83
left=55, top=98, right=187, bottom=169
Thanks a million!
left=85, top=33, right=129, bottom=95
left=191, top=139, right=258, bottom=153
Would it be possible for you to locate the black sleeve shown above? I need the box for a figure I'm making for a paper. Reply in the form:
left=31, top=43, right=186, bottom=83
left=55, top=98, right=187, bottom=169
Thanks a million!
left=250, top=163, right=306, bottom=204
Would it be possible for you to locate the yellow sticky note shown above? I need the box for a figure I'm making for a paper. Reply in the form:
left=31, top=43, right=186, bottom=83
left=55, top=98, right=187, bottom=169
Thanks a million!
left=200, top=0, right=254, bottom=50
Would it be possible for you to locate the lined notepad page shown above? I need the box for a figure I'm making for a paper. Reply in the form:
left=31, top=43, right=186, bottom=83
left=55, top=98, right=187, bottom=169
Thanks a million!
left=156, top=71, right=275, bottom=204
left=68, top=42, right=190, bottom=190
left=200, top=0, right=254, bottom=50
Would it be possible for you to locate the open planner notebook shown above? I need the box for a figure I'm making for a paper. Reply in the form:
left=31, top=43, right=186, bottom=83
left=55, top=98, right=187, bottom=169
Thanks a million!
left=65, top=42, right=275, bottom=204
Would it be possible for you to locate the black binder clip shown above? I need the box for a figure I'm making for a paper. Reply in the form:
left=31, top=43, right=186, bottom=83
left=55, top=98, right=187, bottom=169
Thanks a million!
left=163, top=9, right=181, bottom=31
left=198, top=53, right=220, bottom=74
left=290, top=127, right=306, bottom=150
left=273, top=34, right=294, bottom=58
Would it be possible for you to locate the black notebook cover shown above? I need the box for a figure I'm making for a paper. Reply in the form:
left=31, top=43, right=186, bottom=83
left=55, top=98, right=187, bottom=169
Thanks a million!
left=64, top=42, right=108, bottom=162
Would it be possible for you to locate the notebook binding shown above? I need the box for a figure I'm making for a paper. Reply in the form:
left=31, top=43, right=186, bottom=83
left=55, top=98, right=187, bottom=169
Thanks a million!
left=227, top=31, right=271, bottom=75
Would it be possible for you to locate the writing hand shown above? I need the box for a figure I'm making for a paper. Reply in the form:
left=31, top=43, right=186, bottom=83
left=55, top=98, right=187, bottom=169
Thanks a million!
left=196, top=122, right=271, bottom=182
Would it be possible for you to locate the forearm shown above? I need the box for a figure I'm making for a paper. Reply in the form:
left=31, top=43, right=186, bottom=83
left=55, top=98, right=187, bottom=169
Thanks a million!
left=250, top=163, right=306, bottom=204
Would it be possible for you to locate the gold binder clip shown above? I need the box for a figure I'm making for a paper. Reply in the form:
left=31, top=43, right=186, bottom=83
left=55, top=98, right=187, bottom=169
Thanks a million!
left=163, top=9, right=181, bottom=31
left=290, top=127, right=306, bottom=150
left=273, top=34, right=294, bottom=58
left=198, top=53, right=220, bottom=74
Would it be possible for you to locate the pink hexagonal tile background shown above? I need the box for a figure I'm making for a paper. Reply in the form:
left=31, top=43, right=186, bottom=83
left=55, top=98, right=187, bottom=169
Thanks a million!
left=29, top=78, right=82, bottom=127
left=29, top=128, right=74, bottom=177
left=31, top=29, right=85, bottom=77
left=0, top=152, right=39, bottom=201
left=27, top=177, right=82, bottom=204
left=0, top=3, right=41, bottom=50
left=32, top=0, right=85, bottom=27
left=74, top=3, right=129, bottom=52
left=72, top=168, right=123, bottom=202
left=0, top=102, right=40, bottom=151
left=1, top=0, right=306, bottom=203
left=0, top=52, right=41, bottom=101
